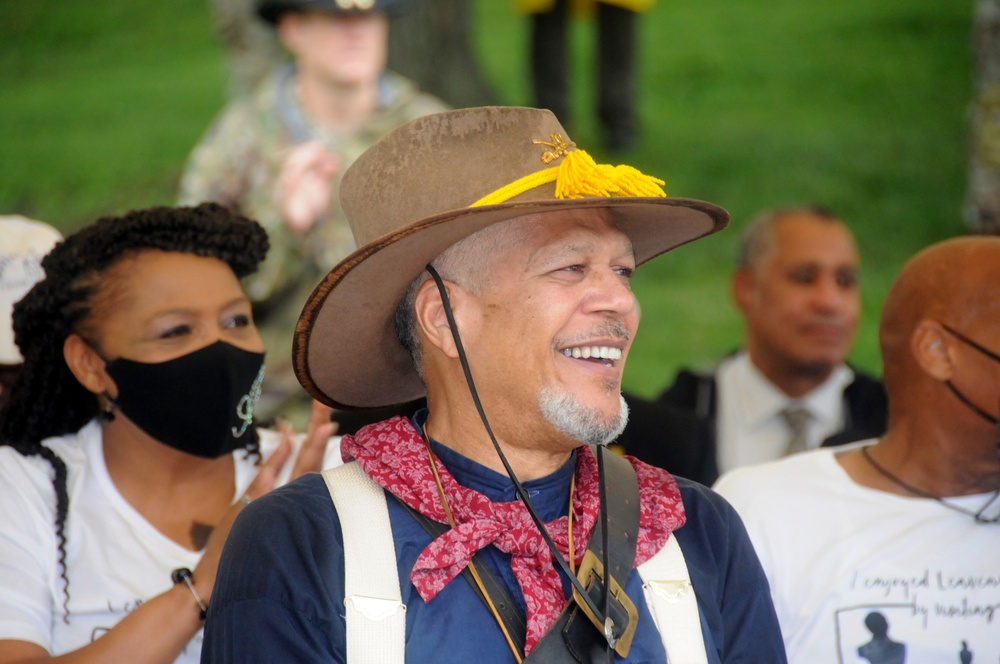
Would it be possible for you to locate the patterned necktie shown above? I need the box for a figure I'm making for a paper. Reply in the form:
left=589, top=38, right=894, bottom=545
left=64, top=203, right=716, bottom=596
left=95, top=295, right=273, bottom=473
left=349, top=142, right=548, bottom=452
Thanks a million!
left=781, top=405, right=811, bottom=455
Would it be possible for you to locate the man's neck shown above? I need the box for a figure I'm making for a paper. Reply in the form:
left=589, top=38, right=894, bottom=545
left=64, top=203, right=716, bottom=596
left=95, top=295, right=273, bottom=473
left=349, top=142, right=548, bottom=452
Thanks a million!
left=839, top=418, right=1000, bottom=498
left=745, top=349, right=835, bottom=398
left=424, top=406, right=576, bottom=483
left=297, top=69, right=380, bottom=132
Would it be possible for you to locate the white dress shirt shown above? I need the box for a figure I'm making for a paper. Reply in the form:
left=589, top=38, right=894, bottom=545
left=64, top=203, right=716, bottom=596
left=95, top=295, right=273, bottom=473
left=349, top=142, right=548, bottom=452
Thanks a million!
left=714, top=351, right=853, bottom=475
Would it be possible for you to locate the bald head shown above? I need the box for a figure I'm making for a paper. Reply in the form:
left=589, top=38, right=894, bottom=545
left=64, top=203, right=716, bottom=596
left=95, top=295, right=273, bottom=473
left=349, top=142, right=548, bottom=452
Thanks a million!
left=880, top=236, right=1000, bottom=405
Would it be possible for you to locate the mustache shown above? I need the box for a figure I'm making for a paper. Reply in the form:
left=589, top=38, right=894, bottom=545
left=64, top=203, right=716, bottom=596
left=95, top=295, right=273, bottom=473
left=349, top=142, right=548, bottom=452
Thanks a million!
left=556, top=321, right=632, bottom=347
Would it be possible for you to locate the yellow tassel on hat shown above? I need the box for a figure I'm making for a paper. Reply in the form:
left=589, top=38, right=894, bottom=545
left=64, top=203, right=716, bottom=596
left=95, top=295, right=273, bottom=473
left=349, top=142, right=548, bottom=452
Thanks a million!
left=471, top=148, right=666, bottom=208
left=556, top=149, right=665, bottom=198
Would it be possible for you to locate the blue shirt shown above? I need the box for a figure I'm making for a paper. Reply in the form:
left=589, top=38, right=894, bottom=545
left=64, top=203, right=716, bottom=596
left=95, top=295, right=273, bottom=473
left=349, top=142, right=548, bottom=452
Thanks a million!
left=202, top=438, right=786, bottom=663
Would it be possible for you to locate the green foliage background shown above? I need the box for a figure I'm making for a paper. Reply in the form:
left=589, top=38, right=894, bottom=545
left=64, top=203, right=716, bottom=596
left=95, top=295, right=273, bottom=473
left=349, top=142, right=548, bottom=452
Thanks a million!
left=0, top=0, right=974, bottom=396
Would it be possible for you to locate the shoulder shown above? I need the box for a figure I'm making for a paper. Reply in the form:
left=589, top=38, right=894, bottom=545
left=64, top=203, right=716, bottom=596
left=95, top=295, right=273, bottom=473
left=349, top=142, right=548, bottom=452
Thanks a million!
left=0, top=422, right=94, bottom=493
left=195, top=96, right=259, bottom=144
left=659, top=366, right=717, bottom=412
left=668, top=477, right=789, bottom=662
left=187, top=71, right=282, bottom=148
left=233, top=472, right=339, bottom=541
left=616, top=386, right=717, bottom=483
left=378, top=71, right=450, bottom=118
left=843, top=367, right=887, bottom=403
left=0, top=446, right=59, bottom=514
left=713, top=447, right=846, bottom=516
left=675, top=475, right=736, bottom=519
left=0, top=424, right=96, bottom=553
left=672, top=475, right=749, bottom=550
left=214, top=473, right=344, bottom=619
left=651, top=474, right=761, bottom=574
left=846, top=364, right=882, bottom=386
left=619, top=390, right=701, bottom=444
left=206, top=473, right=349, bottom=660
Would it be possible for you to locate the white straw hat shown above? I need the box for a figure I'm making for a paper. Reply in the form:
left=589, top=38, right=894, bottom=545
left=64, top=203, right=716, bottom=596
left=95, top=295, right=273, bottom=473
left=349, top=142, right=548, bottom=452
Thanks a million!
left=1, top=215, right=62, bottom=364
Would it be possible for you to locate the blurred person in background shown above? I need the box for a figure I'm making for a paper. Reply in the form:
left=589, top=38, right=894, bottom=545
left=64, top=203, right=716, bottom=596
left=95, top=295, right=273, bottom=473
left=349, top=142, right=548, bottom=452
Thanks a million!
left=179, top=0, right=448, bottom=427
left=616, top=206, right=887, bottom=484
left=714, top=236, right=1000, bottom=662
left=0, top=204, right=336, bottom=663
left=0, top=215, right=61, bottom=419
left=516, top=0, right=653, bottom=152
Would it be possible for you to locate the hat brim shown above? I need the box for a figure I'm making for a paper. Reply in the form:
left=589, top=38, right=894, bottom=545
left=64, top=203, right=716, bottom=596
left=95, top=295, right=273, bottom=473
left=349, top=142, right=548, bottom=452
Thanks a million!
left=294, top=196, right=727, bottom=410
left=256, top=0, right=399, bottom=24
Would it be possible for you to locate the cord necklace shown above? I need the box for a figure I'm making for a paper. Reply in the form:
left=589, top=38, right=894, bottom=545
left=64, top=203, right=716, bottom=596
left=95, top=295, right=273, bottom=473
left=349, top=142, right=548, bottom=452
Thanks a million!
left=860, top=445, right=1000, bottom=524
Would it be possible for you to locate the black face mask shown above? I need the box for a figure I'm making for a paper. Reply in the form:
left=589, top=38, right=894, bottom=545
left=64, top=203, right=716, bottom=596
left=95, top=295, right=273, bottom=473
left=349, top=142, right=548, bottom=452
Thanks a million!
left=104, top=341, right=265, bottom=458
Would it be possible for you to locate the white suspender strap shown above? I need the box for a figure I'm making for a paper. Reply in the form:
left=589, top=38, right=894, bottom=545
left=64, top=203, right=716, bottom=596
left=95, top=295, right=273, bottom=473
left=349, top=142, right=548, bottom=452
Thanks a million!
left=638, top=535, right=710, bottom=664
left=323, top=462, right=406, bottom=662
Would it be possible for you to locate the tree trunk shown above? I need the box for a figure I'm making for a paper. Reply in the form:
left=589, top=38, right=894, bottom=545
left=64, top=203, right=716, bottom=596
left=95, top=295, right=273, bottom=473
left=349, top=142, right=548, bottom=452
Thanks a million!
left=965, top=0, right=1000, bottom=234
left=388, top=0, right=498, bottom=108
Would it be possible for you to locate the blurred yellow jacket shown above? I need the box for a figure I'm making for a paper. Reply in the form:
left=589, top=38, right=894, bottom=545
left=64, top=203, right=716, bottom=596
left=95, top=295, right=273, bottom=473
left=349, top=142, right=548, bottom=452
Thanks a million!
left=514, top=0, right=655, bottom=14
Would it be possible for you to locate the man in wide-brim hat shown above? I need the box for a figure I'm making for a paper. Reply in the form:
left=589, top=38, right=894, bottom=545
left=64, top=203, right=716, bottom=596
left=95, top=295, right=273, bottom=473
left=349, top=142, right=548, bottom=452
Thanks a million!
left=203, top=106, right=787, bottom=663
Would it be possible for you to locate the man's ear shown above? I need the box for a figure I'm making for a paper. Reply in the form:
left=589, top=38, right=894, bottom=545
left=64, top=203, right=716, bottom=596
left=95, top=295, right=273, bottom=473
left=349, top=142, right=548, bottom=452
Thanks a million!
left=731, top=268, right=754, bottom=313
left=64, top=334, right=114, bottom=397
left=413, top=278, right=476, bottom=360
left=275, top=13, right=304, bottom=54
left=911, top=319, right=954, bottom=382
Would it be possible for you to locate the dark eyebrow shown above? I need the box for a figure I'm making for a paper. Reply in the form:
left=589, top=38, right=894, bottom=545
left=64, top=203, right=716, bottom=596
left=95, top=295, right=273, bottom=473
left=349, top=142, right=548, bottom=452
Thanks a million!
left=144, top=296, right=250, bottom=321
left=527, top=237, right=635, bottom=268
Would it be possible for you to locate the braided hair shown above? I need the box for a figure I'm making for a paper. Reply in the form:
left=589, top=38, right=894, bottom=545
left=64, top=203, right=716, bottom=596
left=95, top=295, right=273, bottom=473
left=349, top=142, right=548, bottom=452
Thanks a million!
left=0, top=203, right=269, bottom=620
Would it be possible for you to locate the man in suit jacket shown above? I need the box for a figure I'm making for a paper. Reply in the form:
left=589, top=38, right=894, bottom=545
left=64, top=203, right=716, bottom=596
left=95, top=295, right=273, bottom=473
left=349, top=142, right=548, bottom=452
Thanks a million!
left=616, top=206, right=887, bottom=485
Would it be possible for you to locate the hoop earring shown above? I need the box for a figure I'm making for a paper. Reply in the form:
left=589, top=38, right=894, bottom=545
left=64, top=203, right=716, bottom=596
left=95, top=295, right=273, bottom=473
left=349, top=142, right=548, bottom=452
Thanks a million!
left=99, top=393, right=116, bottom=422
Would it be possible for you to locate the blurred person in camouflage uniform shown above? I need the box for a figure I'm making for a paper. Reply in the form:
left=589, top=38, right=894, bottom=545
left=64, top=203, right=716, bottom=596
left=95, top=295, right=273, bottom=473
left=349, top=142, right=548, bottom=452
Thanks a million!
left=180, top=0, right=448, bottom=427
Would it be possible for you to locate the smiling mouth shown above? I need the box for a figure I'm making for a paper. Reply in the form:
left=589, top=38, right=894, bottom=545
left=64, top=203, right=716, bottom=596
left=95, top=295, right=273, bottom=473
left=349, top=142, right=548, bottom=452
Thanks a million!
left=559, top=345, right=623, bottom=366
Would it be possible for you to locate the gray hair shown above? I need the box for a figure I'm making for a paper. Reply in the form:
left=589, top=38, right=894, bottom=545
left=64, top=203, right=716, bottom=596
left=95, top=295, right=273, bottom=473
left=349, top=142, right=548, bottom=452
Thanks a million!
left=737, top=205, right=840, bottom=270
left=393, top=220, right=525, bottom=378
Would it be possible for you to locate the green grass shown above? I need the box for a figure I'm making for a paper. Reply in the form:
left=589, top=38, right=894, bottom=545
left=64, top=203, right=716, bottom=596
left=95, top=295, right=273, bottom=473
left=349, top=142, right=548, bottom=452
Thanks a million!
left=471, top=0, right=972, bottom=393
left=0, top=0, right=227, bottom=225
left=0, top=0, right=974, bottom=396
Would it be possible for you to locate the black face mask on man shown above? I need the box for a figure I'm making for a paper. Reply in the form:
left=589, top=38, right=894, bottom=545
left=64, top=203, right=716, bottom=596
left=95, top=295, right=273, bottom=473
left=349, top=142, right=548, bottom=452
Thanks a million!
left=102, top=340, right=265, bottom=458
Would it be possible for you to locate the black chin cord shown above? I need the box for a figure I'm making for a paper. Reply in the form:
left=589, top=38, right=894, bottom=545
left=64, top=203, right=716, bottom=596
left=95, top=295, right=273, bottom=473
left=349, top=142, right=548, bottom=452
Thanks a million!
left=945, top=381, right=1000, bottom=428
left=946, top=383, right=1000, bottom=462
left=424, top=264, right=616, bottom=651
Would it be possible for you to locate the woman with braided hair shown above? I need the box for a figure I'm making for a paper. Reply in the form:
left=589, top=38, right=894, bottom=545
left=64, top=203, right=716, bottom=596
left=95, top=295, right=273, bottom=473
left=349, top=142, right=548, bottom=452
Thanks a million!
left=0, top=203, right=336, bottom=663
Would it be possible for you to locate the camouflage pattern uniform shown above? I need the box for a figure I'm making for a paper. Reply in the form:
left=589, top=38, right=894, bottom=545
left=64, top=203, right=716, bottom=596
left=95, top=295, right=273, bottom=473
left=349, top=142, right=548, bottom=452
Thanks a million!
left=179, top=65, right=448, bottom=426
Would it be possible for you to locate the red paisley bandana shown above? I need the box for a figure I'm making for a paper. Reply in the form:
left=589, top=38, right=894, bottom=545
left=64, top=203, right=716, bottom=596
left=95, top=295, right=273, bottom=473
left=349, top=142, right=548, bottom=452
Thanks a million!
left=340, top=416, right=686, bottom=653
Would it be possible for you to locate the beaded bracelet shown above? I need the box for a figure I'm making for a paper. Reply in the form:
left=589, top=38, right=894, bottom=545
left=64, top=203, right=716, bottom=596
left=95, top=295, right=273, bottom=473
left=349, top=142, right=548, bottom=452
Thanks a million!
left=171, top=567, right=208, bottom=620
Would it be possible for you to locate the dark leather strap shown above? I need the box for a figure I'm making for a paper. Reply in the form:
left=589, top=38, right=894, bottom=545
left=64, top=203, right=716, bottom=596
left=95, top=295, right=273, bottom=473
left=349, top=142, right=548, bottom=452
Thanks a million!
left=525, top=450, right=640, bottom=663
left=583, top=448, right=641, bottom=595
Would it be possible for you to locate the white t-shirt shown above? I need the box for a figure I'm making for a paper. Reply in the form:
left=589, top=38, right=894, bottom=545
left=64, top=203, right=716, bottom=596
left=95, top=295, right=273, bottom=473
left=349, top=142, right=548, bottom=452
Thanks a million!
left=0, top=419, right=342, bottom=661
left=714, top=443, right=1000, bottom=664
left=715, top=352, right=853, bottom=474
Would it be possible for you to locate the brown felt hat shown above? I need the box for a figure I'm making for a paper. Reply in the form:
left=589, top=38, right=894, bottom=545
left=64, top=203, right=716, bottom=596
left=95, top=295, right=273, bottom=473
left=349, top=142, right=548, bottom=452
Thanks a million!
left=294, top=106, right=729, bottom=410
left=255, top=0, right=403, bottom=24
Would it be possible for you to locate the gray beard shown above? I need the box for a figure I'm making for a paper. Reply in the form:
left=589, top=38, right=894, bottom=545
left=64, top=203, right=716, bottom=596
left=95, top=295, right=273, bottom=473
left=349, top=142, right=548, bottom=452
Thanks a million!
left=538, top=388, right=629, bottom=447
